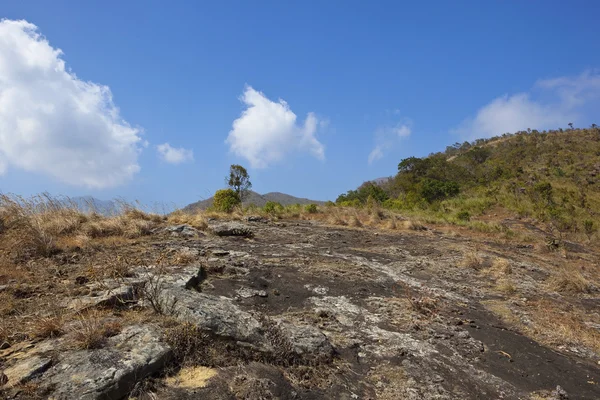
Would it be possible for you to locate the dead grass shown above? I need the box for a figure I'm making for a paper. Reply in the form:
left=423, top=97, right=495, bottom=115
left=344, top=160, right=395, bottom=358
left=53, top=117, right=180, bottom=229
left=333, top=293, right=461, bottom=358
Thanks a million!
left=167, top=211, right=208, bottom=230
left=547, top=267, right=592, bottom=294
left=173, top=249, right=197, bottom=265
left=72, top=311, right=122, bottom=349
left=487, top=257, right=512, bottom=277
left=484, top=299, right=600, bottom=354
left=0, top=194, right=163, bottom=260
left=401, top=219, right=426, bottom=231
left=495, top=278, right=517, bottom=294
left=31, top=313, right=64, bottom=339
left=165, top=366, right=218, bottom=389
left=461, top=251, right=483, bottom=269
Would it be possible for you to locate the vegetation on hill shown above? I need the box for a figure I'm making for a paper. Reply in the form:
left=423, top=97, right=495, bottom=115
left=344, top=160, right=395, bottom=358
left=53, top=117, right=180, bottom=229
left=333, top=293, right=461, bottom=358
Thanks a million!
left=337, top=127, right=600, bottom=239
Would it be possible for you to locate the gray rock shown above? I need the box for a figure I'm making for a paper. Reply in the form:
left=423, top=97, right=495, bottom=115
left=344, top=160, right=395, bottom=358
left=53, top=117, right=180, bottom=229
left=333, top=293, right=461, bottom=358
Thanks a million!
left=4, top=355, right=52, bottom=387
left=236, top=287, right=268, bottom=299
left=276, top=319, right=334, bottom=361
left=551, top=385, right=569, bottom=400
left=67, top=280, right=144, bottom=311
left=162, top=287, right=265, bottom=346
left=164, top=224, right=201, bottom=237
left=43, top=325, right=171, bottom=400
left=209, top=223, right=254, bottom=238
left=246, top=215, right=269, bottom=223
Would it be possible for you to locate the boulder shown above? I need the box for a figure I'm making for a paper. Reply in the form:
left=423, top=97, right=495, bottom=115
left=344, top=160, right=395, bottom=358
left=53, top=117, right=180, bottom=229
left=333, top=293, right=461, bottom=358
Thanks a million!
left=275, top=319, right=334, bottom=361
left=162, top=287, right=265, bottom=346
left=3, top=355, right=52, bottom=387
left=43, top=325, right=172, bottom=400
left=209, top=223, right=254, bottom=238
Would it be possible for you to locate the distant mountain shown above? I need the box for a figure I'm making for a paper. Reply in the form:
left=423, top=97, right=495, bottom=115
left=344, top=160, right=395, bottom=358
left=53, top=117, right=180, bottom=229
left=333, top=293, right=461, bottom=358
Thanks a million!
left=69, top=196, right=119, bottom=215
left=371, top=177, right=393, bottom=186
left=182, top=191, right=326, bottom=212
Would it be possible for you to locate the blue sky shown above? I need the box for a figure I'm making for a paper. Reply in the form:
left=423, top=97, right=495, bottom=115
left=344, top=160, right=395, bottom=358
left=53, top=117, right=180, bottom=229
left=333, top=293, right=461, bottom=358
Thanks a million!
left=1, top=1, right=599, bottom=208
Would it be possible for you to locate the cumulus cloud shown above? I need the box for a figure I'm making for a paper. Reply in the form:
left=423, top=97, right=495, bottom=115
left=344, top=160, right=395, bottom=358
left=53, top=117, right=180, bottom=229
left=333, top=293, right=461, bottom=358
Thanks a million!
left=226, top=86, right=325, bottom=168
left=0, top=19, right=143, bottom=188
left=453, top=70, right=600, bottom=140
left=368, top=122, right=412, bottom=164
left=156, top=143, right=194, bottom=164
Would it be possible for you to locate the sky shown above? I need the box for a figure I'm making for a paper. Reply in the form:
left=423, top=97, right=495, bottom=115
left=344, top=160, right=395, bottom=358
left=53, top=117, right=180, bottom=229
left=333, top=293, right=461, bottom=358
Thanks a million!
left=1, top=1, right=600, bottom=208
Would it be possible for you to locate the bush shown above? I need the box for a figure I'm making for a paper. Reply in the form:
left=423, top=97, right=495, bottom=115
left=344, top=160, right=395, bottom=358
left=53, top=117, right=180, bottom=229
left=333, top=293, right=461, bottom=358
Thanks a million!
left=304, top=204, right=318, bottom=214
left=212, top=189, right=241, bottom=213
left=264, top=201, right=283, bottom=214
left=419, top=179, right=460, bottom=203
left=456, top=211, right=471, bottom=221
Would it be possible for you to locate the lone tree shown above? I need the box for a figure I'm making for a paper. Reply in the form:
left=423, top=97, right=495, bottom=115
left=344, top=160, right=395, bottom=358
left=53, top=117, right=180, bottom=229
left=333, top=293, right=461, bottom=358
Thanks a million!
left=226, top=164, right=252, bottom=203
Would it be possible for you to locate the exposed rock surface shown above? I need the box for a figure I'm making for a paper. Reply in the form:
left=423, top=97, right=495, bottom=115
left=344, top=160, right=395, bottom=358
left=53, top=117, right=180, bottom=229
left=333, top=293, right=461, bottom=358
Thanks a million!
left=209, top=222, right=254, bottom=238
left=3, top=219, right=600, bottom=399
left=41, top=325, right=171, bottom=400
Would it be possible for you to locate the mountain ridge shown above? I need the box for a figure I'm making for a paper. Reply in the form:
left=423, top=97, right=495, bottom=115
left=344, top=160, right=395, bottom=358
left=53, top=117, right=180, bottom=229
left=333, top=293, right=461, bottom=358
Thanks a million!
left=182, top=190, right=326, bottom=212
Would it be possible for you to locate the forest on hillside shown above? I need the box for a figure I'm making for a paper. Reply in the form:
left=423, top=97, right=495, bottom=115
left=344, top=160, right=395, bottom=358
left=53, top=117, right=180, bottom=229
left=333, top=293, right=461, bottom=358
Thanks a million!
left=337, top=127, right=600, bottom=236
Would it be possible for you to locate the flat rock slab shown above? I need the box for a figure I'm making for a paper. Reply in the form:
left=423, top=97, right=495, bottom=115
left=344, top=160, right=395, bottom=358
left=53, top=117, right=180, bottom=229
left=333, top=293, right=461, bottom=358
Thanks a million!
left=67, top=280, right=144, bottom=311
left=275, top=319, right=334, bottom=361
left=163, top=287, right=265, bottom=346
left=209, top=223, right=254, bottom=238
left=3, top=355, right=52, bottom=387
left=162, top=224, right=202, bottom=237
left=42, top=325, right=171, bottom=400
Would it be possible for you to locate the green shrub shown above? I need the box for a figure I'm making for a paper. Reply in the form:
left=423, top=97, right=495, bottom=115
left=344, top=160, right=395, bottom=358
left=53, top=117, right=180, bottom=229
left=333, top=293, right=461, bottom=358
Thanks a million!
left=419, top=179, right=460, bottom=203
left=212, top=189, right=240, bottom=213
left=456, top=210, right=471, bottom=221
left=264, top=201, right=283, bottom=214
left=304, top=204, right=318, bottom=214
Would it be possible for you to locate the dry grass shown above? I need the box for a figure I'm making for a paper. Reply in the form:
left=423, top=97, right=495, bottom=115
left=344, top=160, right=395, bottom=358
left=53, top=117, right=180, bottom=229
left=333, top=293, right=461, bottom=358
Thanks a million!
left=0, top=194, right=163, bottom=260
left=487, top=257, right=512, bottom=277
left=461, top=251, right=483, bottom=269
left=547, top=267, right=592, bottom=294
left=173, top=248, right=197, bottom=265
left=495, top=278, right=517, bottom=294
left=72, top=311, right=122, bottom=349
left=167, top=211, right=208, bottom=230
left=31, top=313, right=64, bottom=339
left=165, top=366, right=218, bottom=389
left=484, top=299, right=600, bottom=354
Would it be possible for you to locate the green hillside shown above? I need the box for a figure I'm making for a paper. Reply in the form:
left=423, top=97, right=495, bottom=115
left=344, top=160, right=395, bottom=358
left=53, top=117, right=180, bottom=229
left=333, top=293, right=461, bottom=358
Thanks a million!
left=337, top=127, right=600, bottom=236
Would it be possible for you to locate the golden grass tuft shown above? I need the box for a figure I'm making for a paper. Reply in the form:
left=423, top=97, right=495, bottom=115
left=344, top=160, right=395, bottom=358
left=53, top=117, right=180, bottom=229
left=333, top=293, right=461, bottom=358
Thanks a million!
left=167, top=211, right=208, bottom=230
left=495, top=278, right=517, bottom=294
left=72, top=312, right=122, bottom=349
left=548, top=267, right=591, bottom=294
left=31, top=314, right=64, bottom=339
left=166, top=366, right=218, bottom=389
left=461, top=251, right=483, bottom=269
left=401, top=220, right=426, bottom=231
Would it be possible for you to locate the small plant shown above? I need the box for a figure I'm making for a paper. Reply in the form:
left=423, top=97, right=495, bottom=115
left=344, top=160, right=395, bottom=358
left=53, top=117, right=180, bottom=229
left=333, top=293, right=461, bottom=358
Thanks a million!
left=548, top=268, right=591, bottom=294
left=163, top=322, right=210, bottom=364
left=140, top=270, right=179, bottom=315
left=583, top=220, right=597, bottom=240
left=72, top=312, right=122, bottom=349
left=304, top=204, right=318, bottom=214
left=461, top=251, right=483, bottom=269
left=456, top=210, right=471, bottom=221
left=32, top=314, right=64, bottom=339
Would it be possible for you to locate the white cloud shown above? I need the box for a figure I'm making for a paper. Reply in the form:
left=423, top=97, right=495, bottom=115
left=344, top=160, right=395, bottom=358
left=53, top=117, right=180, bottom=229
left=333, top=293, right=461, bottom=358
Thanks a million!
left=0, top=19, right=143, bottom=188
left=226, top=86, right=325, bottom=168
left=368, top=146, right=384, bottom=164
left=156, top=143, right=194, bottom=164
left=453, top=70, right=600, bottom=140
left=368, top=122, right=412, bottom=164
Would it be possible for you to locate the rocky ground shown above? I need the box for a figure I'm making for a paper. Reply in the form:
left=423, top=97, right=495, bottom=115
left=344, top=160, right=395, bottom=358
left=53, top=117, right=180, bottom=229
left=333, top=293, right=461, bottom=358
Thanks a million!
left=1, top=217, right=599, bottom=399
